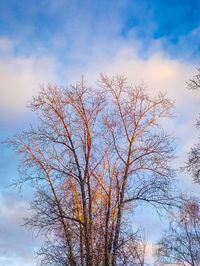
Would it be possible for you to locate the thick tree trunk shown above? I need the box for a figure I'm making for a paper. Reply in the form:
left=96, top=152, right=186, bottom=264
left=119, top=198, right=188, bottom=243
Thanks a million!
left=80, top=181, right=94, bottom=266
left=112, top=147, right=131, bottom=266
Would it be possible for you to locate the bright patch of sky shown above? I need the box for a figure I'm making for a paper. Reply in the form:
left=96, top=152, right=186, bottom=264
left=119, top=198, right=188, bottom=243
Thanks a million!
left=0, top=1, right=200, bottom=265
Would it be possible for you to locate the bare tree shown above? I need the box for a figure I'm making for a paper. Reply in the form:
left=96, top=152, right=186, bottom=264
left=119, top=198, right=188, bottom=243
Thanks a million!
left=156, top=198, right=200, bottom=266
left=185, top=137, right=200, bottom=183
left=155, top=71, right=200, bottom=266
left=9, top=74, right=175, bottom=266
left=185, top=70, right=200, bottom=183
left=186, top=68, right=200, bottom=91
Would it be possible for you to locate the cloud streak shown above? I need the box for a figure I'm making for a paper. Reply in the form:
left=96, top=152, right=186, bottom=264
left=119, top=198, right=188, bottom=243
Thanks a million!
left=0, top=38, right=58, bottom=112
left=0, top=192, right=41, bottom=266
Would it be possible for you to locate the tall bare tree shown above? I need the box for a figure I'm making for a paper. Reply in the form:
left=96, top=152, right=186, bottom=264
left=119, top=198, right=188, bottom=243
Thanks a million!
left=185, top=69, right=200, bottom=183
left=9, top=74, right=175, bottom=266
left=156, top=198, right=200, bottom=266
left=156, top=70, right=200, bottom=266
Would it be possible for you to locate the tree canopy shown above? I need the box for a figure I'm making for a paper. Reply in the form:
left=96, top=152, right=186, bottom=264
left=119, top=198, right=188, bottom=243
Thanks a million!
left=9, top=74, right=176, bottom=266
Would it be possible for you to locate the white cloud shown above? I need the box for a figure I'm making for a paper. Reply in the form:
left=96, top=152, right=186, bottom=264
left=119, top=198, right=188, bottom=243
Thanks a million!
left=0, top=39, right=58, bottom=112
left=145, top=242, right=157, bottom=264
left=0, top=56, right=56, bottom=110
left=1, top=37, right=199, bottom=118
left=0, top=192, right=40, bottom=266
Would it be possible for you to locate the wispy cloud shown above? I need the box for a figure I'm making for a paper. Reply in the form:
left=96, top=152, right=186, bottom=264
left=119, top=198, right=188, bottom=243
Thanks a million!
left=0, top=192, right=41, bottom=266
left=0, top=38, right=58, bottom=113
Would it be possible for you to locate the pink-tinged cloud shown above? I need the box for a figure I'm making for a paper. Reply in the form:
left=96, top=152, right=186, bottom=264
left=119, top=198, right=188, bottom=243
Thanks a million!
left=0, top=192, right=41, bottom=266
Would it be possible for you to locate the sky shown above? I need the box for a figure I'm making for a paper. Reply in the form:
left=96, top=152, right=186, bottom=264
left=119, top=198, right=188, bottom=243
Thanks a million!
left=0, top=0, right=200, bottom=265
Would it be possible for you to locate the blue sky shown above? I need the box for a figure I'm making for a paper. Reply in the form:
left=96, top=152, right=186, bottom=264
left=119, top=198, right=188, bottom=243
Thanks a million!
left=0, top=0, right=200, bottom=265
left=1, top=0, right=200, bottom=61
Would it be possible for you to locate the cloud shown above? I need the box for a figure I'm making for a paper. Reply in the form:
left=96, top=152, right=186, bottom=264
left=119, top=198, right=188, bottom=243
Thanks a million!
left=0, top=22, right=199, bottom=116
left=145, top=242, right=157, bottom=264
left=0, top=38, right=58, bottom=113
left=0, top=192, right=41, bottom=266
